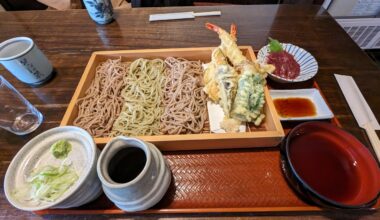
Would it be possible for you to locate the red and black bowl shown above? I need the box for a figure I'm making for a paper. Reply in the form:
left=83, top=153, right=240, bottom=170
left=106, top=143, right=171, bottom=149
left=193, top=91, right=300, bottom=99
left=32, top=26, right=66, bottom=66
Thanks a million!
left=280, top=122, right=380, bottom=209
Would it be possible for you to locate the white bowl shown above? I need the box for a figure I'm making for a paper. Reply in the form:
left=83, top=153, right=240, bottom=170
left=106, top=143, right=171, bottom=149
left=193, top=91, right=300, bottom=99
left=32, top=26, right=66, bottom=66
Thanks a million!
left=4, top=126, right=102, bottom=211
left=257, top=43, right=318, bottom=83
left=97, top=136, right=171, bottom=212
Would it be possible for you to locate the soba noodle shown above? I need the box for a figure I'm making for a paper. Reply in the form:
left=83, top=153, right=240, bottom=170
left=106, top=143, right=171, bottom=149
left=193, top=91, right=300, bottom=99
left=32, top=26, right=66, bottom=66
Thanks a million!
left=73, top=58, right=129, bottom=137
left=74, top=57, right=207, bottom=137
left=111, top=58, right=166, bottom=136
left=160, top=57, right=207, bottom=134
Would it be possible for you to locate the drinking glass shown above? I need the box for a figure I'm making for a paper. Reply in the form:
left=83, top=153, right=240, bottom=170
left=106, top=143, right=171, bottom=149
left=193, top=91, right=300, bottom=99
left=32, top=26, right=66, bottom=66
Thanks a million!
left=0, top=75, right=43, bottom=135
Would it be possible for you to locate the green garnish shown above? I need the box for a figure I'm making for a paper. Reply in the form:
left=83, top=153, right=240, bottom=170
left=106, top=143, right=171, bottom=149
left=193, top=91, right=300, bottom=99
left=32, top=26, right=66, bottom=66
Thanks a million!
left=51, top=140, right=72, bottom=159
left=13, top=162, right=78, bottom=203
left=27, top=164, right=78, bottom=202
left=268, top=37, right=283, bottom=53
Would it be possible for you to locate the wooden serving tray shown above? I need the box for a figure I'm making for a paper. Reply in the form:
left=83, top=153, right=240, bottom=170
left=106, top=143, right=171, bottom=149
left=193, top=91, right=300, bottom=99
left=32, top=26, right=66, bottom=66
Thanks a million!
left=35, top=147, right=380, bottom=215
left=36, top=148, right=316, bottom=215
left=37, top=82, right=380, bottom=216
left=60, top=47, right=284, bottom=151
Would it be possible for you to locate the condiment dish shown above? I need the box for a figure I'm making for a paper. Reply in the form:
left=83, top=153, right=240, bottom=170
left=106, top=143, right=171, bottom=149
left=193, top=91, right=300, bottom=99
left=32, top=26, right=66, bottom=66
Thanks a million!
left=270, top=89, right=334, bottom=121
left=258, top=43, right=318, bottom=83
left=4, top=126, right=102, bottom=211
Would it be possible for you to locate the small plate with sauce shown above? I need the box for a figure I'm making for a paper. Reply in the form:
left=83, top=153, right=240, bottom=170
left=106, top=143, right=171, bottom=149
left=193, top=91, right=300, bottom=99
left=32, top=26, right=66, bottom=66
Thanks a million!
left=270, top=89, right=334, bottom=121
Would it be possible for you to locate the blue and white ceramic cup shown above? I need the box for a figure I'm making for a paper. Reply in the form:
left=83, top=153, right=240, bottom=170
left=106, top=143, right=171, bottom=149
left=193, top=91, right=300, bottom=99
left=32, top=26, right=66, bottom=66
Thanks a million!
left=83, top=0, right=114, bottom=25
left=0, top=37, right=53, bottom=86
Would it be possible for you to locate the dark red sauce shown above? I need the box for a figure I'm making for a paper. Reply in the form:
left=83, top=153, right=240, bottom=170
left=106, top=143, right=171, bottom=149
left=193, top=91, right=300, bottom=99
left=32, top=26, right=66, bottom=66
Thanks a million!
left=273, top=98, right=316, bottom=118
left=289, top=131, right=361, bottom=203
left=267, top=51, right=300, bottom=79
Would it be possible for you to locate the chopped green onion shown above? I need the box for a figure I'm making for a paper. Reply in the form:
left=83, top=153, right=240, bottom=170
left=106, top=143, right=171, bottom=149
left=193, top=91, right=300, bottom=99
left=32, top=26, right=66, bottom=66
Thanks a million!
left=13, top=161, right=78, bottom=203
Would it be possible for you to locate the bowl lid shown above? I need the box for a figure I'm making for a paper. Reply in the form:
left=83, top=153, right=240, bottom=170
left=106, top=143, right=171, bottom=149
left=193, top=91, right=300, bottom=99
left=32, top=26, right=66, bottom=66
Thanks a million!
left=4, top=126, right=97, bottom=211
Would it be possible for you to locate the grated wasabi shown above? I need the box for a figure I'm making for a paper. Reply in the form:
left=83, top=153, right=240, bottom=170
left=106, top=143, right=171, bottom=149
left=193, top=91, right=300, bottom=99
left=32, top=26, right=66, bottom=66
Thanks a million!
left=51, top=139, right=72, bottom=159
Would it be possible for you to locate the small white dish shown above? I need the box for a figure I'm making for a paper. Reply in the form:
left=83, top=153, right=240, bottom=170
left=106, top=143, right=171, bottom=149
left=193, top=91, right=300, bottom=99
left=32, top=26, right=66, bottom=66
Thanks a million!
left=207, top=101, right=246, bottom=133
left=270, top=89, right=334, bottom=121
left=257, top=43, right=318, bottom=83
left=4, top=126, right=102, bottom=211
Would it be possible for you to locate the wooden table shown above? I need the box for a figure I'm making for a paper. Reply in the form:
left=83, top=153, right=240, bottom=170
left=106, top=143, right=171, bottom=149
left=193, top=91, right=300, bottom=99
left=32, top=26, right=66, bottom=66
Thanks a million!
left=0, top=5, right=379, bottom=219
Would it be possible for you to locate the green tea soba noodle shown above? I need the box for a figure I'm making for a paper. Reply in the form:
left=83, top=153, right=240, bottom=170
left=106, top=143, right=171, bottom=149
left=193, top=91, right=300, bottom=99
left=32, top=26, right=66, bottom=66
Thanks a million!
left=111, top=58, right=166, bottom=136
left=73, top=58, right=129, bottom=137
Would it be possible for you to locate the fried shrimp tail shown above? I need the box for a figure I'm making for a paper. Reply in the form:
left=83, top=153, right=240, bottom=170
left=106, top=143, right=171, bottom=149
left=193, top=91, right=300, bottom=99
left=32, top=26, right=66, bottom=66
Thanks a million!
left=204, top=22, right=276, bottom=127
left=205, top=22, right=246, bottom=66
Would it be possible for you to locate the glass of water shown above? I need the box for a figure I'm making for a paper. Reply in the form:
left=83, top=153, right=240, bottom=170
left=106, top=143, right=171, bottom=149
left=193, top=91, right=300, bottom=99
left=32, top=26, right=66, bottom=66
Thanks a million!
left=0, top=75, right=43, bottom=135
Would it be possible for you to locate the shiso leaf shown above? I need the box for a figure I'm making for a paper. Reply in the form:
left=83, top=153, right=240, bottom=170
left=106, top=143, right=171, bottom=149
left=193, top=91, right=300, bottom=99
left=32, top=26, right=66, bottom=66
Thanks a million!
left=268, top=37, right=283, bottom=53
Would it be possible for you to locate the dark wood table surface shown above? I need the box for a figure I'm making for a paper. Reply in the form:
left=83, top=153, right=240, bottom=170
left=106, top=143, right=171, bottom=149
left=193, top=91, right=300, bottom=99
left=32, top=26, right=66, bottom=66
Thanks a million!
left=0, top=4, right=379, bottom=220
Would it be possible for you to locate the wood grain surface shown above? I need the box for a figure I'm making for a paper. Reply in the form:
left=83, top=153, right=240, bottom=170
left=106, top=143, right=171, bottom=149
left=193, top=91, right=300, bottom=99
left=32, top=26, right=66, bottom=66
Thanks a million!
left=0, top=5, right=379, bottom=219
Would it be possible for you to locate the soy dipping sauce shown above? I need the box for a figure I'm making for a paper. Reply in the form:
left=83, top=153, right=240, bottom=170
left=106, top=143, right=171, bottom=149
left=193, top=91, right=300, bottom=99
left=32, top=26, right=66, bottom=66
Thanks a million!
left=108, top=147, right=146, bottom=183
left=274, top=97, right=316, bottom=118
